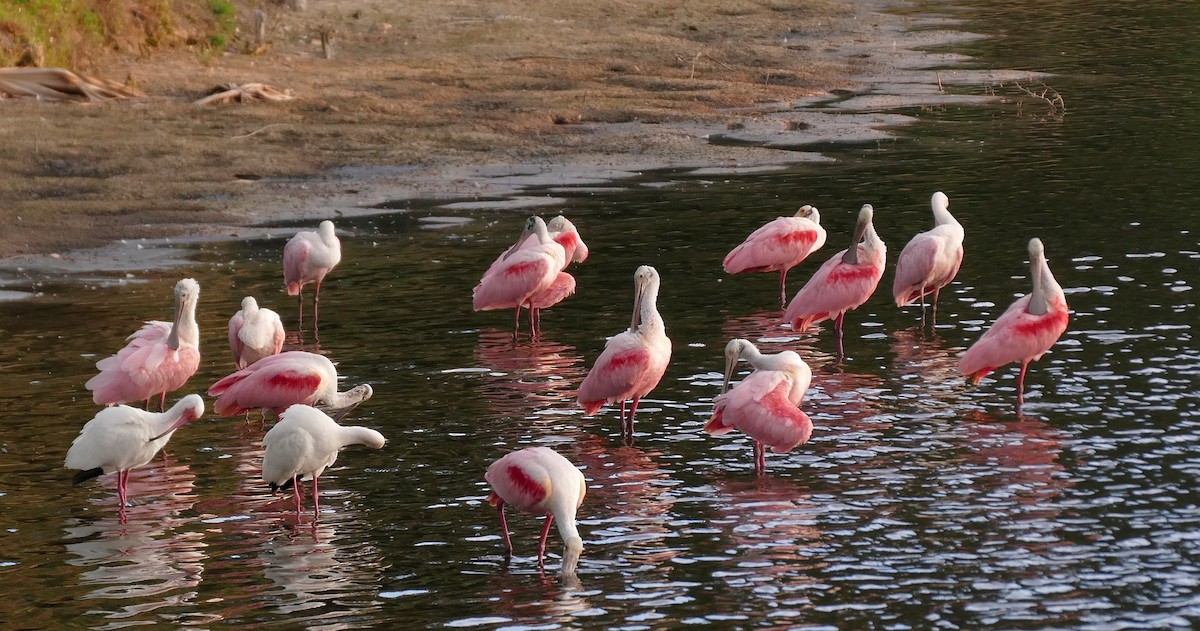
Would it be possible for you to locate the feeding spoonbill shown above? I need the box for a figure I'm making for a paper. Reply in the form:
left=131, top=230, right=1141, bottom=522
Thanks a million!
left=65, top=394, right=205, bottom=510
left=284, top=219, right=341, bottom=329
left=705, top=339, right=814, bottom=475
left=485, top=446, right=586, bottom=574
left=723, top=205, right=827, bottom=307
left=228, top=296, right=285, bottom=369
left=208, top=351, right=373, bottom=419
left=85, top=278, right=201, bottom=411
left=959, top=238, right=1069, bottom=410
left=578, top=265, right=672, bottom=443
left=472, top=216, right=567, bottom=340
left=892, top=192, right=964, bottom=323
left=262, top=404, right=386, bottom=516
left=784, top=204, right=887, bottom=357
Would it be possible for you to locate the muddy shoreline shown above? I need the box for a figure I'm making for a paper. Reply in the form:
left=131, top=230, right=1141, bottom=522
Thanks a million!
left=0, top=0, right=1023, bottom=292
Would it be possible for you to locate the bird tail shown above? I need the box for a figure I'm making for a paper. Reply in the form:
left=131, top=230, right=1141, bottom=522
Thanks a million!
left=72, top=468, right=105, bottom=485
left=579, top=399, right=604, bottom=416
left=704, top=407, right=733, bottom=435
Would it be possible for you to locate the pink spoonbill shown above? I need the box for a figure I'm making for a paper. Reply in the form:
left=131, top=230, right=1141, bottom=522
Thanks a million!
left=959, top=237, right=1069, bottom=410
left=65, top=394, right=205, bottom=512
left=472, top=216, right=567, bottom=340
left=482, top=215, right=589, bottom=334
left=284, top=219, right=341, bottom=330
left=723, top=205, right=827, bottom=307
left=578, top=265, right=672, bottom=443
left=705, top=339, right=814, bottom=475
left=784, top=204, right=886, bottom=357
left=485, top=446, right=586, bottom=574
left=86, top=278, right=201, bottom=411
left=228, top=296, right=285, bottom=369
left=262, top=404, right=386, bottom=517
left=208, top=350, right=373, bottom=419
left=892, top=192, right=964, bottom=323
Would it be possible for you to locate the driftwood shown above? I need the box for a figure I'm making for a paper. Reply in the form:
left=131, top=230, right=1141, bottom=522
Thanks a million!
left=0, top=67, right=142, bottom=101
left=194, top=82, right=295, bottom=107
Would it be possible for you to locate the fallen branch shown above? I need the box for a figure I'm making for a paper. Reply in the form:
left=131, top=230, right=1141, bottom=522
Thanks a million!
left=194, top=82, right=295, bottom=107
left=1013, top=79, right=1065, bottom=113
left=0, top=67, right=142, bottom=101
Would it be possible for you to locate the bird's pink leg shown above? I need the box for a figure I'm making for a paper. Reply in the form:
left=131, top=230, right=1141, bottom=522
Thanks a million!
left=297, top=290, right=305, bottom=330
left=313, top=280, right=323, bottom=331
left=532, top=306, right=541, bottom=340
left=537, top=514, right=556, bottom=569
left=312, top=476, right=321, bottom=517
left=292, top=475, right=303, bottom=514
left=527, top=301, right=537, bottom=340
left=834, top=312, right=846, bottom=358
left=625, top=396, right=642, bottom=444
left=117, top=469, right=129, bottom=507
left=754, top=441, right=765, bottom=476
left=496, top=501, right=514, bottom=555
left=778, top=269, right=789, bottom=309
left=1016, top=360, right=1030, bottom=410
left=931, top=287, right=941, bottom=326
left=512, top=304, right=522, bottom=341
left=159, top=392, right=167, bottom=413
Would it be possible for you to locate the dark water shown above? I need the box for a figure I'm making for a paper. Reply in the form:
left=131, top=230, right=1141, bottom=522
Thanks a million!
left=2, top=1, right=1199, bottom=628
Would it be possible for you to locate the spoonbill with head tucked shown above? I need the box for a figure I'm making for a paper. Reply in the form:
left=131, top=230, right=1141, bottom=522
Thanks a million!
left=724, top=205, right=827, bottom=307
left=284, top=220, right=341, bottom=330
left=208, top=350, right=373, bottom=420
left=892, top=192, right=964, bottom=323
left=706, top=339, right=813, bottom=475
left=86, top=278, right=201, bottom=411
left=262, top=404, right=386, bottom=516
left=959, top=237, right=1069, bottom=410
left=578, top=265, right=672, bottom=443
left=228, top=296, right=285, bottom=369
left=65, top=394, right=205, bottom=511
left=784, top=205, right=886, bottom=357
left=485, top=446, right=586, bottom=574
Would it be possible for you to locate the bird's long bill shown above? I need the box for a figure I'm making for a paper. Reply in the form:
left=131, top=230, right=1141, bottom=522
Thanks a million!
left=630, top=277, right=645, bottom=331
left=166, top=294, right=183, bottom=350
left=501, top=222, right=536, bottom=260
left=331, top=400, right=363, bottom=423
left=841, top=214, right=870, bottom=265
left=721, top=352, right=738, bottom=395
left=149, top=413, right=192, bottom=442
left=561, top=544, right=582, bottom=576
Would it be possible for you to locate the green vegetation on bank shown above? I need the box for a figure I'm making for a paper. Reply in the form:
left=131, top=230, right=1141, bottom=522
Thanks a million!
left=0, top=0, right=236, bottom=69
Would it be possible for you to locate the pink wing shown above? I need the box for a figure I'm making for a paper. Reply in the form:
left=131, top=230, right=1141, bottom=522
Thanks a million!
left=706, top=371, right=813, bottom=452
left=472, top=250, right=556, bottom=311
left=485, top=453, right=552, bottom=514
left=784, top=248, right=884, bottom=331
left=208, top=354, right=325, bottom=415
left=959, top=295, right=1070, bottom=382
left=529, top=272, right=576, bottom=309
left=283, top=236, right=312, bottom=295
left=577, top=332, right=653, bottom=414
left=229, top=312, right=246, bottom=368
left=893, top=234, right=963, bottom=306
left=555, top=230, right=589, bottom=264
left=86, top=321, right=193, bottom=405
left=724, top=217, right=823, bottom=274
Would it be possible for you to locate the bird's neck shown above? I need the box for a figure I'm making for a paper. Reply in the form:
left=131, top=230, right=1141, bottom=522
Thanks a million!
left=168, top=298, right=199, bottom=351
left=634, top=285, right=664, bottom=335
left=338, top=425, right=384, bottom=449
left=326, top=387, right=367, bottom=410
left=932, top=204, right=958, bottom=227
left=1028, top=256, right=1062, bottom=316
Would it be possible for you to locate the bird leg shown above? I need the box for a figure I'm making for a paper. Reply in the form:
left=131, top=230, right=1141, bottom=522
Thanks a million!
left=313, top=280, right=323, bottom=332
left=753, top=441, right=766, bottom=476
left=526, top=301, right=538, bottom=341
left=778, top=269, right=789, bottom=309
left=117, top=469, right=130, bottom=507
left=833, top=312, right=846, bottom=358
left=297, top=291, right=305, bottom=331
left=1016, top=360, right=1030, bottom=411
left=625, top=396, right=642, bottom=445
left=931, top=287, right=941, bottom=326
left=496, top=502, right=514, bottom=556
left=159, top=392, right=167, bottom=413
left=512, top=304, right=523, bottom=341
left=312, top=476, right=321, bottom=518
left=537, top=514, right=556, bottom=570
left=532, top=307, right=541, bottom=340
left=291, top=475, right=303, bottom=514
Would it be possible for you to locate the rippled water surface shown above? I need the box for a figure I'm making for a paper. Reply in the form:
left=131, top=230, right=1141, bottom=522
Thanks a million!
left=2, top=1, right=1199, bottom=628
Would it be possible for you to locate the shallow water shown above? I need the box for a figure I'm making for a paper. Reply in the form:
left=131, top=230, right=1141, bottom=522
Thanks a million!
left=2, top=1, right=1200, bottom=628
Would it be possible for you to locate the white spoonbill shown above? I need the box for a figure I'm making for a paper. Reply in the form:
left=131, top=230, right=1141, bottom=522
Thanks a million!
left=228, top=296, right=285, bottom=369
left=207, top=351, right=373, bottom=419
left=284, top=219, right=341, bottom=329
left=485, top=446, right=586, bottom=574
left=65, top=394, right=205, bottom=509
left=892, top=192, right=964, bottom=322
left=86, top=278, right=201, bottom=411
left=262, top=404, right=386, bottom=516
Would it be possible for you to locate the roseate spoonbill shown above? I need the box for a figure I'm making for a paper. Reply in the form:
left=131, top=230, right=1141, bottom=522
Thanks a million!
left=485, top=215, right=589, bottom=333
left=86, top=278, right=201, bottom=411
left=65, top=394, right=205, bottom=510
left=262, top=404, right=386, bottom=516
left=485, top=446, right=586, bottom=574
left=228, top=296, right=285, bottom=369
left=784, top=204, right=886, bottom=357
left=208, top=351, right=373, bottom=419
left=706, top=339, right=814, bottom=475
left=472, top=216, right=567, bottom=339
left=284, top=220, right=341, bottom=329
left=892, top=192, right=964, bottom=323
left=578, top=265, right=672, bottom=443
left=959, top=238, right=1069, bottom=410
left=723, top=205, right=828, bottom=307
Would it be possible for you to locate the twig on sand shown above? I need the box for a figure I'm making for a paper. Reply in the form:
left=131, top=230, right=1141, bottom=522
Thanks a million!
left=194, top=83, right=295, bottom=107
left=230, top=123, right=290, bottom=139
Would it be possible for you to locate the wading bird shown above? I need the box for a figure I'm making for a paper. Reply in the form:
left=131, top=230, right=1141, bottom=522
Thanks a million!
left=228, top=296, right=285, bottom=369
left=706, top=339, right=813, bottom=475
left=472, top=216, right=567, bottom=340
left=578, top=265, right=672, bottom=443
left=959, top=237, right=1069, bottom=410
left=485, top=446, right=586, bottom=574
left=892, top=192, right=964, bottom=323
left=723, top=205, right=827, bottom=307
left=65, top=394, right=205, bottom=512
left=262, top=404, right=386, bottom=516
left=208, top=351, right=373, bottom=419
left=784, top=204, right=886, bottom=357
left=284, top=220, right=341, bottom=330
left=86, top=278, right=201, bottom=411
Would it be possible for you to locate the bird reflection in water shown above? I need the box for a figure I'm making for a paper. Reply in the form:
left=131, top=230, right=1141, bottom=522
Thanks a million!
left=473, top=329, right=586, bottom=419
